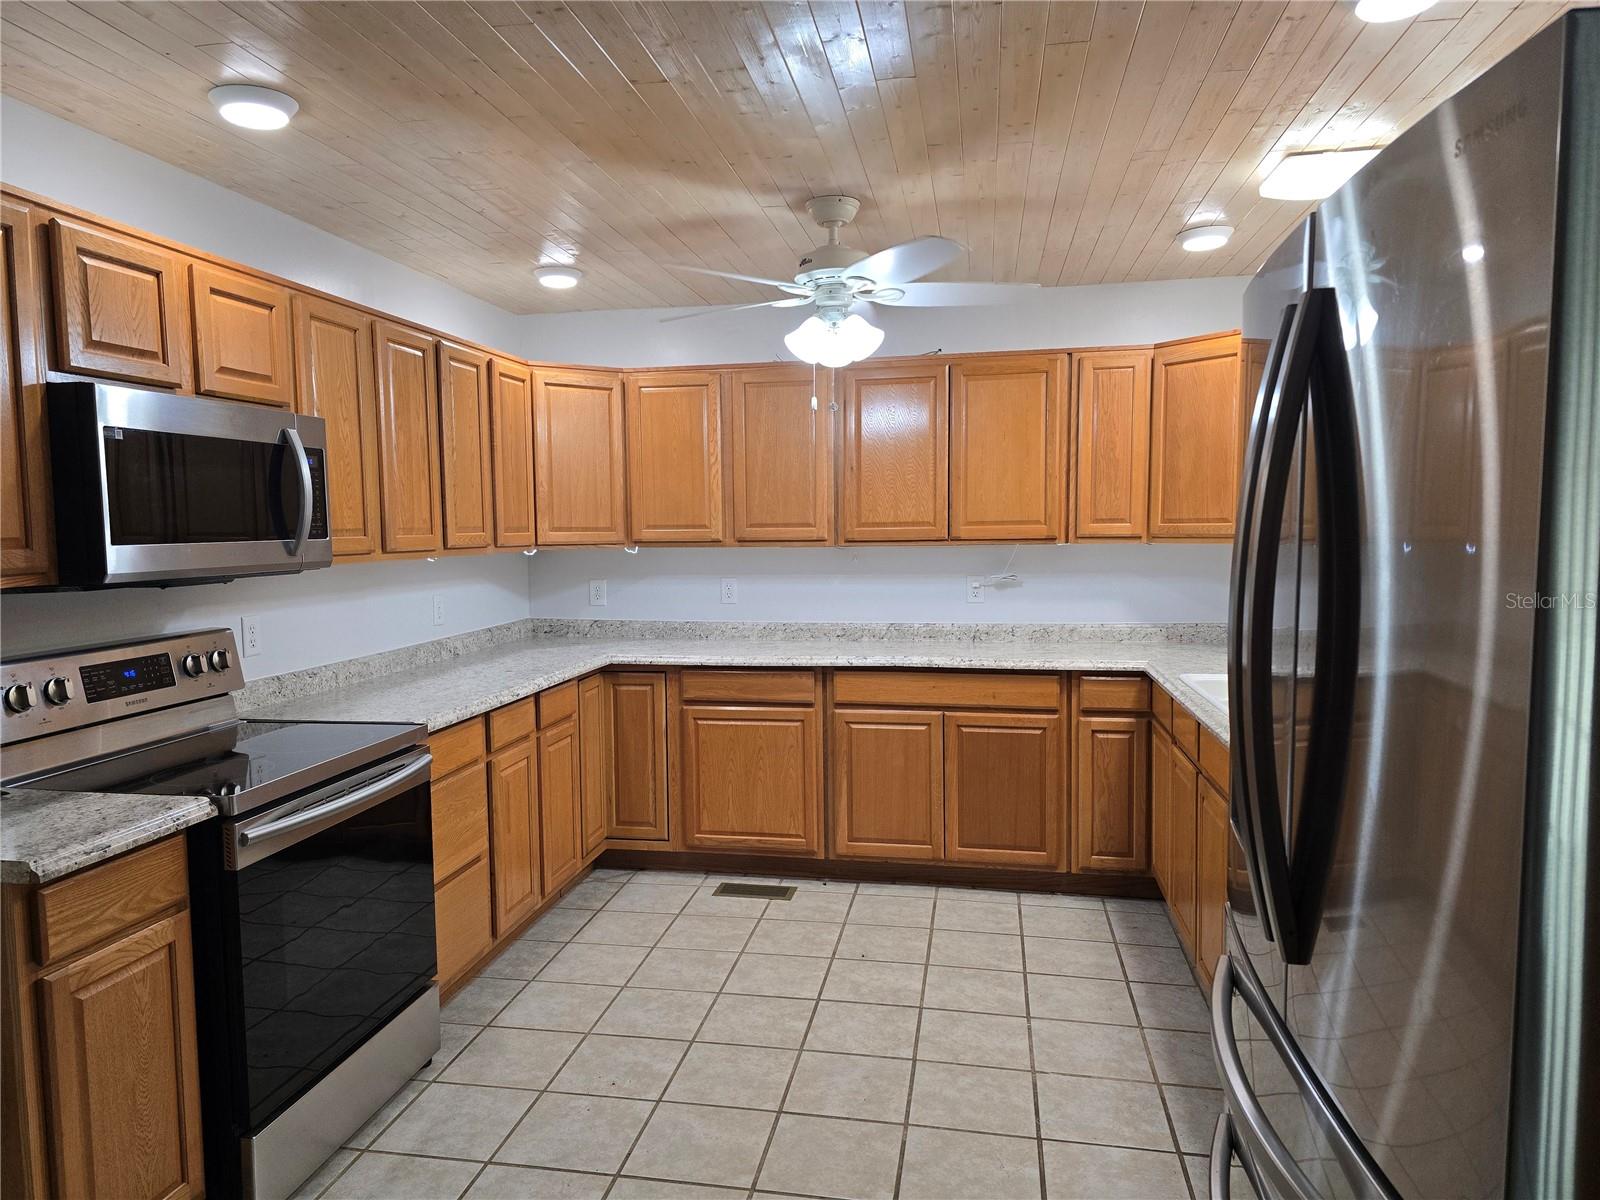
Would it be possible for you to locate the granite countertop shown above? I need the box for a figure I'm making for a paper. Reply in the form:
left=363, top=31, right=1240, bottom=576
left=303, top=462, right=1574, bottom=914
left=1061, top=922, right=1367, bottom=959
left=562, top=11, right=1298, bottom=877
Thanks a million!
left=3, top=624, right=1229, bottom=886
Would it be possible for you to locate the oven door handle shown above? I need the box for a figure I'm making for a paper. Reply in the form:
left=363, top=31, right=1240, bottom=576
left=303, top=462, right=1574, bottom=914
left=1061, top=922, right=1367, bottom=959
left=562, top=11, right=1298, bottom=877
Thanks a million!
left=231, top=750, right=431, bottom=868
left=283, top=425, right=314, bottom=557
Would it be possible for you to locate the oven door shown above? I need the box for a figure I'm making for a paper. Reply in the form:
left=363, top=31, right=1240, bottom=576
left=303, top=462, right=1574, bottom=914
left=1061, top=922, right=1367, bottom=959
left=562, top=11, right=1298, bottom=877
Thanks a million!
left=48, top=382, right=331, bottom=585
left=222, top=748, right=435, bottom=1134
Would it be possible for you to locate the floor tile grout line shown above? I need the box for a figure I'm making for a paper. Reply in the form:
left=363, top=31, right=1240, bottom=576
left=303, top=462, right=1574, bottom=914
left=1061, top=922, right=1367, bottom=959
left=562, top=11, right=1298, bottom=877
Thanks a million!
left=1020, top=904, right=1050, bottom=1200
left=891, top=942, right=933, bottom=1199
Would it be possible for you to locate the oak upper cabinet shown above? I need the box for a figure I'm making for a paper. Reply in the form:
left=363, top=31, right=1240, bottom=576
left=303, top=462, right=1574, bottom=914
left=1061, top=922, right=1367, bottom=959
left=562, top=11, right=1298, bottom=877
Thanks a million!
left=437, top=340, right=493, bottom=549
left=1195, top=776, right=1230, bottom=982
left=1072, top=676, right=1152, bottom=874
left=190, top=262, right=294, bottom=406
left=1149, top=333, right=1244, bottom=540
left=729, top=365, right=832, bottom=542
left=840, top=359, right=948, bottom=541
left=489, top=358, right=536, bottom=548
left=625, top=370, right=725, bottom=543
left=374, top=321, right=443, bottom=553
left=49, top=218, right=191, bottom=388
left=1072, top=349, right=1150, bottom=540
left=292, top=294, right=380, bottom=557
left=2, top=198, right=53, bottom=587
left=533, top=367, right=627, bottom=544
left=945, top=710, right=1063, bottom=868
left=831, top=708, right=943, bottom=860
left=608, top=672, right=669, bottom=841
left=538, top=685, right=583, bottom=894
left=949, top=354, right=1065, bottom=541
left=578, top=675, right=612, bottom=855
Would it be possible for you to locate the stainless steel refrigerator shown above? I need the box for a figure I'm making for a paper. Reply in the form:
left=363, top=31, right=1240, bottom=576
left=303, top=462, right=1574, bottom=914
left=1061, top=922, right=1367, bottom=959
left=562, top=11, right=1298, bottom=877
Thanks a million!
left=1215, top=10, right=1598, bottom=1199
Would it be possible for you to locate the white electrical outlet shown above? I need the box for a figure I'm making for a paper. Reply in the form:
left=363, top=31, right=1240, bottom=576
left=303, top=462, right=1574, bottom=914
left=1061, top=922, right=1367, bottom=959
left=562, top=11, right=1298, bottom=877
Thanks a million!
left=241, top=615, right=262, bottom=657
left=589, top=579, right=608, bottom=606
left=432, top=594, right=444, bottom=626
left=967, top=577, right=986, bottom=604
left=720, top=578, right=738, bottom=605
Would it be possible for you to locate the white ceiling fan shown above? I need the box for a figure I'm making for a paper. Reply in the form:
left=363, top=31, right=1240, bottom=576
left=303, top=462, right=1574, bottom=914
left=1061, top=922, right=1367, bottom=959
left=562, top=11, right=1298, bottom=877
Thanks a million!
left=662, top=196, right=1038, bottom=367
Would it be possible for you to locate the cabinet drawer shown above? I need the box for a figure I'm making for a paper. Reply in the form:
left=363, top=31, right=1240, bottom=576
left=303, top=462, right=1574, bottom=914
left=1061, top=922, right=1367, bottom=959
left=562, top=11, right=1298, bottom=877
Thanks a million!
left=432, top=764, right=489, bottom=884
left=1171, top=706, right=1200, bottom=760
left=832, top=671, right=1060, bottom=711
left=538, top=681, right=578, bottom=728
left=488, top=698, right=535, bottom=750
left=680, top=669, right=815, bottom=705
left=1151, top=684, right=1174, bottom=731
left=1199, top=728, right=1229, bottom=790
left=1078, top=674, right=1150, bottom=713
left=431, top=717, right=485, bottom=778
left=33, top=837, right=188, bottom=968
left=434, top=857, right=492, bottom=988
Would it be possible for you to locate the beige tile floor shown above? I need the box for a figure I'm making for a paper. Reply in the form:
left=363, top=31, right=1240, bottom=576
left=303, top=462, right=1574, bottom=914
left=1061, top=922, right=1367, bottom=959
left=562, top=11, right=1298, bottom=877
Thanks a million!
left=292, top=869, right=1222, bottom=1200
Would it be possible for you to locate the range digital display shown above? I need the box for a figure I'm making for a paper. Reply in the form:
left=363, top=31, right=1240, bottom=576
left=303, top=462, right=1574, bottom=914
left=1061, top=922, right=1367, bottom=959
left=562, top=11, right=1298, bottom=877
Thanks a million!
left=80, top=653, right=177, bottom=703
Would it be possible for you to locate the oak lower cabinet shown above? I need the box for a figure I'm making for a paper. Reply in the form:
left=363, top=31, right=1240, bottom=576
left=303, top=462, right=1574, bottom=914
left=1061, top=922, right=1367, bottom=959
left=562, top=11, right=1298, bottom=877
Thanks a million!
left=839, top=359, right=948, bottom=542
left=1166, top=744, right=1199, bottom=947
left=486, top=707, right=541, bottom=937
left=430, top=717, right=493, bottom=990
left=1150, top=722, right=1175, bottom=896
left=189, top=262, right=293, bottom=406
left=2, top=197, right=53, bottom=588
left=1195, top=776, right=1230, bottom=983
left=537, top=684, right=583, bottom=894
left=1, top=837, right=205, bottom=1200
left=1072, top=676, right=1152, bottom=873
left=830, top=708, right=943, bottom=860
left=292, top=294, right=381, bottom=557
left=578, top=674, right=612, bottom=855
left=945, top=711, right=1063, bottom=867
left=533, top=367, right=628, bottom=545
left=607, top=672, right=670, bottom=841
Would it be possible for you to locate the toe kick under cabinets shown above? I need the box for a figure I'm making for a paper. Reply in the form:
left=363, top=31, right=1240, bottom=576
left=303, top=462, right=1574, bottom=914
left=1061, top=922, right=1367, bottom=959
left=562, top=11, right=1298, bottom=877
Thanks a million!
left=425, top=665, right=1235, bottom=999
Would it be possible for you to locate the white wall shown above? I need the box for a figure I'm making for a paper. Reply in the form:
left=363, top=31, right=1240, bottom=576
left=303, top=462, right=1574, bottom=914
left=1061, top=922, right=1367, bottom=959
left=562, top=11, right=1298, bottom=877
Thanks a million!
left=527, top=545, right=1232, bottom=625
left=0, top=556, right=531, bottom=680
left=520, top=276, right=1251, bottom=368
left=0, top=98, right=524, bottom=351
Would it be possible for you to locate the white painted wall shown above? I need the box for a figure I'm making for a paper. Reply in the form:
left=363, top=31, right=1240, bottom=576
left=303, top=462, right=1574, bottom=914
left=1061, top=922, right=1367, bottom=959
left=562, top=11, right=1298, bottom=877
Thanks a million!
left=519, top=275, right=1251, bottom=368
left=0, top=98, right=524, bottom=351
left=0, top=556, right=531, bottom=680
left=527, top=545, right=1232, bottom=625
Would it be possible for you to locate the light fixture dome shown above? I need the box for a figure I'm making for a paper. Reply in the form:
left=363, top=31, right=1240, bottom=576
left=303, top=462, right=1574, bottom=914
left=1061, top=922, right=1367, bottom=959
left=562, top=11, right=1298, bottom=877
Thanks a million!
left=784, top=312, right=884, bottom=368
left=209, top=84, right=298, bottom=130
left=1179, top=224, right=1234, bottom=253
left=534, top=265, right=582, bottom=289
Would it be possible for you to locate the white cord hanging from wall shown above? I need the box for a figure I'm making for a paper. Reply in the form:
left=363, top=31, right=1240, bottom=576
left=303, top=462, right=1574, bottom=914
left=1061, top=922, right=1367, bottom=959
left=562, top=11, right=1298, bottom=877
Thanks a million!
left=974, top=544, right=1023, bottom=591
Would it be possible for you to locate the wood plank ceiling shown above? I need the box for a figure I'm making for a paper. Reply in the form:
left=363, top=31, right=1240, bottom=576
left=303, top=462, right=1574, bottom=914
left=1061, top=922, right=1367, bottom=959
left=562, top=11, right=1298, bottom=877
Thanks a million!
left=0, top=1, right=1577, bottom=314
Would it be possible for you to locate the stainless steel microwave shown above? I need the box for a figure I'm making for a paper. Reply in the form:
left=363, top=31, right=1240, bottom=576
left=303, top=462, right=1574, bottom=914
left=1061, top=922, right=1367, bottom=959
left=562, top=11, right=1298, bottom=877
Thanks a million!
left=47, top=383, right=331, bottom=587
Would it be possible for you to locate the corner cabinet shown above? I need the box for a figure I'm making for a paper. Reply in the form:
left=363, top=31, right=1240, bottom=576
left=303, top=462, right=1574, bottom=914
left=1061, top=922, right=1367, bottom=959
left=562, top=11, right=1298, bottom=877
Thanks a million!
left=625, top=370, right=725, bottom=544
left=839, top=360, right=948, bottom=542
left=607, top=672, right=670, bottom=841
left=374, top=321, right=443, bottom=553
left=489, top=358, right=536, bottom=548
left=437, top=340, right=494, bottom=550
left=533, top=367, right=627, bottom=545
left=2, top=198, right=53, bottom=587
left=949, top=354, right=1065, bottom=542
left=729, top=365, right=832, bottom=542
left=292, top=294, right=381, bottom=557
left=190, top=263, right=294, bottom=406
left=537, top=685, right=584, bottom=894
left=1149, top=333, right=1243, bottom=540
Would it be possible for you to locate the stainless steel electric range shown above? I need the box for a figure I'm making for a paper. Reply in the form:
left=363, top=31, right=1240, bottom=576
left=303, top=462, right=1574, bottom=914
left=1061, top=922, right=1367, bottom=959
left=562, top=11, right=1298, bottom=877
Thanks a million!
left=1, top=629, right=440, bottom=1200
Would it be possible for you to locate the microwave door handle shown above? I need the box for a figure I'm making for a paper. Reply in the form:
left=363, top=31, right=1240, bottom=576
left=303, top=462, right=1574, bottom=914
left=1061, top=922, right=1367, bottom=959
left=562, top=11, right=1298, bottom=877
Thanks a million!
left=231, top=751, right=432, bottom=867
left=283, top=425, right=313, bottom=557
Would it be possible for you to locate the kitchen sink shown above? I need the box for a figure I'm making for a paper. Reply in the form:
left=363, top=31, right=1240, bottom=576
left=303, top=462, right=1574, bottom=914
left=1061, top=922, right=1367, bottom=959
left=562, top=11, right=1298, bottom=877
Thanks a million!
left=1179, top=672, right=1229, bottom=714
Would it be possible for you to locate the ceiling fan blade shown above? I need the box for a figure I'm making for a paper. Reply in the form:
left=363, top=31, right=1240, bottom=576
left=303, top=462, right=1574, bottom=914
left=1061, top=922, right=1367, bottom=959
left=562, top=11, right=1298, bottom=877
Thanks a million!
left=659, top=297, right=811, bottom=324
left=864, top=281, right=1040, bottom=307
left=849, top=236, right=962, bottom=285
left=662, top=262, right=811, bottom=295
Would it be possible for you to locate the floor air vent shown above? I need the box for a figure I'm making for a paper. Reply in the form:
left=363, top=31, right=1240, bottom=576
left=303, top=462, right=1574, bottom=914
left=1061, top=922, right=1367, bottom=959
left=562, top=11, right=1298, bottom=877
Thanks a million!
left=713, top=882, right=797, bottom=900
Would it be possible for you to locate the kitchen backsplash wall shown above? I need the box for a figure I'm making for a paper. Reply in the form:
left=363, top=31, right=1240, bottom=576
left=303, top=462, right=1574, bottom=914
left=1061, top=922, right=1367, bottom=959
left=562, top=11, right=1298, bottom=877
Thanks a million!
left=526, top=545, right=1233, bottom=625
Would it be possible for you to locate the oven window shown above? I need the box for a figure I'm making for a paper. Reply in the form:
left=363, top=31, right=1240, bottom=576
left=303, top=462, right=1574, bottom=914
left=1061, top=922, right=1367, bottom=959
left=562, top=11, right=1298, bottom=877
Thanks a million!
left=232, top=784, right=434, bottom=1129
left=104, top=427, right=300, bottom=545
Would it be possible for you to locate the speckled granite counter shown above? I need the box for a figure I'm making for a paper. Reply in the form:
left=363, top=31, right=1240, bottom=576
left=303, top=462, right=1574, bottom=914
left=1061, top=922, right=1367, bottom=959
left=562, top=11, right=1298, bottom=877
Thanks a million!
left=3, top=622, right=1229, bottom=885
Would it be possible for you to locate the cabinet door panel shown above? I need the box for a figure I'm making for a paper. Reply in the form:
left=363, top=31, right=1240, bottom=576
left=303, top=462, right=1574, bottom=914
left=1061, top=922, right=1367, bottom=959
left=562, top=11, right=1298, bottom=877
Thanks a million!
left=293, top=294, right=380, bottom=556
left=831, top=708, right=942, bottom=860
left=840, top=362, right=948, bottom=541
left=490, top=358, right=536, bottom=547
left=533, top=368, right=626, bottom=544
left=540, top=715, right=583, bottom=894
left=609, top=672, right=669, bottom=840
left=579, top=675, right=611, bottom=855
left=626, top=371, right=724, bottom=543
left=374, top=322, right=442, bottom=552
left=39, top=911, right=205, bottom=1200
left=431, top=764, right=489, bottom=885
left=1073, top=350, right=1150, bottom=540
left=488, top=742, right=540, bottom=935
left=435, top=857, right=493, bottom=990
left=950, top=355, right=1064, bottom=540
left=1150, top=333, right=1243, bottom=539
left=681, top=705, right=820, bottom=854
left=1150, top=723, right=1174, bottom=895
left=437, top=340, right=493, bottom=549
left=1072, top=715, right=1150, bottom=873
left=1196, top=777, right=1230, bottom=983
left=944, top=711, right=1062, bottom=868
left=190, top=263, right=293, bottom=406
left=730, top=366, right=831, bottom=541
left=50, top=219, right=190, bottom=387
left=2, top=199, right=52, bottom=585
left=1168, top=748, right=1199, bottom=948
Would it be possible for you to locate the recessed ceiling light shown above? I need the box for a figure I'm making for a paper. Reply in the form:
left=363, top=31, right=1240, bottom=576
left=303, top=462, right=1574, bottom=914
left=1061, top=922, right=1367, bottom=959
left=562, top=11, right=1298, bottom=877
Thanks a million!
left=1259, top=148, right=1382, bottom=200
left=534, top=265, right=582, bottom=289
left=1179, top=224, right=1234, bottom=252
left=209, top=84, right=298, bottom=131
left=1354, top=0, right=1438, bottom=22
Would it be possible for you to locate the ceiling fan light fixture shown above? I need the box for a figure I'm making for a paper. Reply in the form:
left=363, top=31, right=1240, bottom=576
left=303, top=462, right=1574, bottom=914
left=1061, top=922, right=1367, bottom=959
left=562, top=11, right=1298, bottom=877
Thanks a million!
left=209, top=84, right=298, bottom=130
left=784, top=313, right=884, bottom=368
left=534, top=265, right=582, bottom=289
left=1179, top=224, right=1234, bottom=252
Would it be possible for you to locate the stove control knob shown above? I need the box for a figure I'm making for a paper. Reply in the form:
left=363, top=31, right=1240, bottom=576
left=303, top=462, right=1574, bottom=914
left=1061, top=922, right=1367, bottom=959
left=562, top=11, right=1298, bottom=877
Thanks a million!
left=181, top=653, right=208, bottom=678
left=3, top=682, right=37, bottom=714
left=208, top=648, right=232, bottom=673
left=42, top=676, right=75, bottom=706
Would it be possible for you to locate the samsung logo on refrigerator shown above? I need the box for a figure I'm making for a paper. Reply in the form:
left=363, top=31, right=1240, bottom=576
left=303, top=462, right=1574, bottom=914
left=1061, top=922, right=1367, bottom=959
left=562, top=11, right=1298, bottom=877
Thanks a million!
left=1454, top=98, right=1528, bottom=158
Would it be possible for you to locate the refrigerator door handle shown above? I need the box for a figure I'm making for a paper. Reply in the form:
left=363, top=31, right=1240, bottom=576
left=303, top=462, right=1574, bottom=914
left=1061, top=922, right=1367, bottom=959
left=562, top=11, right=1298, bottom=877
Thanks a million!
left=1210, top=1111, right=1271, bottom=1200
